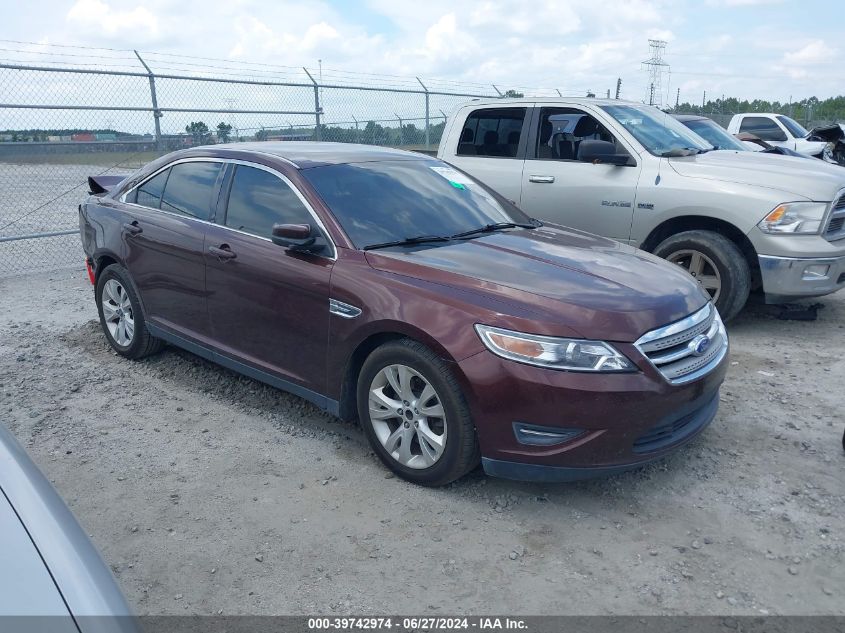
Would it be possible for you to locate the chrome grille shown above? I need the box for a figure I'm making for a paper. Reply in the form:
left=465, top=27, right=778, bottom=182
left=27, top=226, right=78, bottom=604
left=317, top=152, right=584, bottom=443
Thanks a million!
left=825, top=192, right=845, bottom=241
left=635, top=304, right=728, bottom=385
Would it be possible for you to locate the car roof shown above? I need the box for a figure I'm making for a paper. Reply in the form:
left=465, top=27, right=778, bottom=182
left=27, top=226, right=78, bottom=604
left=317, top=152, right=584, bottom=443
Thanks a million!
left=673, top=114, right=708, bottom=122
left=204, top=141, right=430, bottom=169
left=457, top=97, right=642, bottom=108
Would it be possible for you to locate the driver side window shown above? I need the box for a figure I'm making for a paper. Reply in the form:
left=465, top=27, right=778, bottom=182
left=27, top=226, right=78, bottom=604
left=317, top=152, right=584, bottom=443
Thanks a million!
left=223, top=165, right=313, bottom=239
left=534, top=108, right=621, bottom=161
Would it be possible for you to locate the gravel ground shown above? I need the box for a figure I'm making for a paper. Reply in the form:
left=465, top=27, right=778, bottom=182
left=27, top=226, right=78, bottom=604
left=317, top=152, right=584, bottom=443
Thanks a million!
left=1, top=268, right=843, bottom=616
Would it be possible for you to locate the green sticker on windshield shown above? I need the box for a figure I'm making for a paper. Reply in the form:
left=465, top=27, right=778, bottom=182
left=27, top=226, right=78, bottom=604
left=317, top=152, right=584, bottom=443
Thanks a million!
left=430, top=165, right=473, bottom=191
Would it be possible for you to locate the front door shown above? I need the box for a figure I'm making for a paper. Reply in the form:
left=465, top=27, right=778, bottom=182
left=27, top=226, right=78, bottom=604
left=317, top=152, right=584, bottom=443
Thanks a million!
left=520, top=106, right=642, bottom=243
left=120, top=160, right=223, bottom=342
left=204, top=162, right=333, bottom=396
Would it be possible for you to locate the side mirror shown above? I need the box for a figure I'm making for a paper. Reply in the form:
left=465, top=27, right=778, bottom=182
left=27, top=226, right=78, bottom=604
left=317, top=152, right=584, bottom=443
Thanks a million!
left=271, top=223, right=325, bottom=254
left=577, top=140, right=630, bottom=166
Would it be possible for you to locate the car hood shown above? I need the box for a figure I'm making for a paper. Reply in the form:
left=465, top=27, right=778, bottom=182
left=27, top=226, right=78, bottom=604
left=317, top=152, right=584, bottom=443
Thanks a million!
left=365, top=225, right=709, bottom=342
left=668, top=150, right=845, bottom=200
left=808, top=123, right=845, bottom=144
left=0, top=493, right=75, bottom=622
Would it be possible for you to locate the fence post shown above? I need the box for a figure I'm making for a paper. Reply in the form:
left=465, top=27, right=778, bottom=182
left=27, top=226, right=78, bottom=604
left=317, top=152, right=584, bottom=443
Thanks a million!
left=134, top=50, right=162, bottom=150
left=492, top=84, right=503, bottom=97
left=395, top=113, right=404, bottom=146
left=303, top=67, right=322, bottom=141
left=417, top=77, right=430, bottom=150
left=352, top=116, right=359, bottom=143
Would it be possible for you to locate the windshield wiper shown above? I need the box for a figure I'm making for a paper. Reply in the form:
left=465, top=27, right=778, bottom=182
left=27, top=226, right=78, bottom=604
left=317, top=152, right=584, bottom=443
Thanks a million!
left=363, top=235, right=451, bottom=251
left=450, top=221, right=539, bottom=240
left=659, top=147, right=705, bottom=157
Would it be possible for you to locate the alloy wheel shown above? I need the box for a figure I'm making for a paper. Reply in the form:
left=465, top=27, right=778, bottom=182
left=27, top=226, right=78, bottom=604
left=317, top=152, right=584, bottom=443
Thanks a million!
left=368, top=364, right=447, bottom=469
left=101, top=279, right=135, bottom=347
left=666, top=249, right=722, bottom=302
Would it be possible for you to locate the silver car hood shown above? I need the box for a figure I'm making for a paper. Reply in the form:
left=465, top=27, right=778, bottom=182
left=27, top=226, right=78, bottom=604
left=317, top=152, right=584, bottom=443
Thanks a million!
left=0, top=491, right=75, bottom=621
left=0, top=423, right=137, bottom=632
left=668, top=150, right=845, bottom=200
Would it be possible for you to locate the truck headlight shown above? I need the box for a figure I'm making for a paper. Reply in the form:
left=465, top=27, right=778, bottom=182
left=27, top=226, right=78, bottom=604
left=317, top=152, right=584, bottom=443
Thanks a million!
left=475, top=324, right=635, bottom=372
left=758, top=202, right=827, bottom=234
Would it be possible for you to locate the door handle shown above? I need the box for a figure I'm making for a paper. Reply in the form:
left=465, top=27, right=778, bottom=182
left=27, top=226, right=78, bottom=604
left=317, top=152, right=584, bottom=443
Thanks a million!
left=528, top=175, right=555, bottom=183
left=122, top=221, right=142, bottom=235
left=208, top=244, right=237, bottom=260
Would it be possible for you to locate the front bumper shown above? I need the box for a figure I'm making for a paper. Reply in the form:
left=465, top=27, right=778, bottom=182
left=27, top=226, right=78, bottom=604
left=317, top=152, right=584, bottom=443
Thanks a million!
left=456, top=341, right=728, bottom=481
left=758, top=253, right=845, bottom=302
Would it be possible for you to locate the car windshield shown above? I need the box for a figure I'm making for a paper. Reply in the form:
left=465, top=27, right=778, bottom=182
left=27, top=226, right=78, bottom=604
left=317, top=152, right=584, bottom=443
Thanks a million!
left=683, top=118, right=747, bottom=151
left=602, top=104, right=712, bottom=156
left=777, top=115, right=809, bottom=138
left=302, top=159, right=531, bottom=249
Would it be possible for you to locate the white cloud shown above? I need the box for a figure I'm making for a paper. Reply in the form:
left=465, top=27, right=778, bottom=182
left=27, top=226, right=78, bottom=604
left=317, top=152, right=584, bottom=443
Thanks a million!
left=784, top=39, right=836, bottom=65
left=66, top=0, right=160, bottom=40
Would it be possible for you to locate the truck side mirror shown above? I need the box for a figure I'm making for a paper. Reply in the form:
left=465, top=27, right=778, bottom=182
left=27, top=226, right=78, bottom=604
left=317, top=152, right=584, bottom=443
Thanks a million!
left=577, top=140, right=630, bottom=166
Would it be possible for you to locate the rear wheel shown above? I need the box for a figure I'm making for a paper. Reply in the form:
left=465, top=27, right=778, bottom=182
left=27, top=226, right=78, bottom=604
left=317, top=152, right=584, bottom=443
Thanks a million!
left=653, top=230, right=750, bottom=322
left=96, top=264, right=163, bottom=359
left=357, top=339, right=479, bottom=486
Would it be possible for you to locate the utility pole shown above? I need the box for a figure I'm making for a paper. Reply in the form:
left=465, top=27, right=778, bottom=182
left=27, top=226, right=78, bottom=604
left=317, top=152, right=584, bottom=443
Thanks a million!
left=606, top=89, right=610, bottom=99
left=675, top=88, right=680, bottom=109
left=615, top=77, right=621, bottom=99
left=641, top=39, right=669, bottom=107
left=702, top=90, right=706, bottom=109
left=223, top=98, right=238, bottom=142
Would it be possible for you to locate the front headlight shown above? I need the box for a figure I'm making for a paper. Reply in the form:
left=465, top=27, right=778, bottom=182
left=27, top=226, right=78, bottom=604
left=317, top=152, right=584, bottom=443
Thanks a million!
left=758, top=202, right=828, bottom=234
left=474, top=324, right=635, bottom=372
left=823, top=143, right=835, bottom=163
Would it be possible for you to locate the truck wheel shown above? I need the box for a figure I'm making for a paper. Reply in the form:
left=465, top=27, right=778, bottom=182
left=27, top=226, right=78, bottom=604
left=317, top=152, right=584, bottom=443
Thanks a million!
left=653, top=230, right=750, bottom=322
left=96, top=264, right=164, bottom=359
left=357, top=338, right=480, bottom=486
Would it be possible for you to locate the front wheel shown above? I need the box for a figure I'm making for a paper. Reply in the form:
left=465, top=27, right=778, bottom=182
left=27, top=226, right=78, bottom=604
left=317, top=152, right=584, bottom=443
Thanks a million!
left=653, top=230, right=751, bottom=322
left=357, top=339, right=479, bottom=486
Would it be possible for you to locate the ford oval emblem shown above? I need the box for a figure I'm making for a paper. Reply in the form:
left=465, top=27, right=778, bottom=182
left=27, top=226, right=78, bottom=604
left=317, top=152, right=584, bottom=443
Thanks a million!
left=689, top=334, right=711, bottom=356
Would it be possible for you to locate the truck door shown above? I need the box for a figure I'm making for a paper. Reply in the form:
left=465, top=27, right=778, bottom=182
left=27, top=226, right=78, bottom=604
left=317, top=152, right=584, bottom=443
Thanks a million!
left=440, top=106, right=530, bottom=204
left=519, top=106, right=642, bottom=243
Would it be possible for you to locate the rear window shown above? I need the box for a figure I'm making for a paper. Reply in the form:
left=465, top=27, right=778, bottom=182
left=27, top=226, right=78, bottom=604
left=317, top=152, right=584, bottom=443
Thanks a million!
left=159, top=161, right=222, bottom=221
left=738, top=117, right=786, bottom=141
left=457, top=108, right=526, bottom=158
left=129, top=168, right=169, bottom=208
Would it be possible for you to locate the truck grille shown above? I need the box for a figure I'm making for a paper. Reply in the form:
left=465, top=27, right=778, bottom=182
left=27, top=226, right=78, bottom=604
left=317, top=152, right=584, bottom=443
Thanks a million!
left=634, top=304, right=728, bottom=385
left=825, top=192, right=845, bottom=241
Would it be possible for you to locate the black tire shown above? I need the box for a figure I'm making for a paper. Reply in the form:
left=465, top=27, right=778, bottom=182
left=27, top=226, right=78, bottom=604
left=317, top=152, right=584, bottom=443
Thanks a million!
left=357, top=339, right=480, bottom=486
left=653, top=230, right=751, bottom=322
left=95, top=264, right=164, bottom=359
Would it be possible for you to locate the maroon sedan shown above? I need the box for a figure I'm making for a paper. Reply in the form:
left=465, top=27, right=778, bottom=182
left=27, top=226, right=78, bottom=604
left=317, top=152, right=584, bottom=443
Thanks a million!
left=79, top=142, right=728, bottom=486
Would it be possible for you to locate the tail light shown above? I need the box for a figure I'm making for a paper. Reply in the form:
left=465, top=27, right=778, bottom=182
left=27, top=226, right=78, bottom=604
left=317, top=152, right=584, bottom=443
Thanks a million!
left=85, top=259, right=95, bottom=285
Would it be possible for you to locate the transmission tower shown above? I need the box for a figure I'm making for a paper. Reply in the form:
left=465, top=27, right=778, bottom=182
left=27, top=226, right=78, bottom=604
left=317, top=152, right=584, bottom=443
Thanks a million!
left=641, top=39, right=669, bottom=106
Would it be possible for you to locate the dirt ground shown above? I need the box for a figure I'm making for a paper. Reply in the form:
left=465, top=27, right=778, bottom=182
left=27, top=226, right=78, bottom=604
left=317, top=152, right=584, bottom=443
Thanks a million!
left=0, top=268, right=843, bottom=616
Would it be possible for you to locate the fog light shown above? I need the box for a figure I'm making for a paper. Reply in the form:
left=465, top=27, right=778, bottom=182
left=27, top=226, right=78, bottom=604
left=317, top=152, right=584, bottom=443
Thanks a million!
left=802, top=264, right=830, bottom=280
left=513, top=422, right=585, bottom=446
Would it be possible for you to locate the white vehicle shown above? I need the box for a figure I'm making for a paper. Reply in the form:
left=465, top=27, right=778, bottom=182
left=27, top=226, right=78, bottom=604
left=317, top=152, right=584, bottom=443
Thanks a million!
left=726, top=113, right=841, bottom=163
left=438, top=98, right=845, bottom=320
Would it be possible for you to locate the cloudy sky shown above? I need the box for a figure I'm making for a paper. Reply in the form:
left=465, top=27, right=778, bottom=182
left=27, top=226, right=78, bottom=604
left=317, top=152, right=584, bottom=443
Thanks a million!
left=1, top=0, right=843, bottom=105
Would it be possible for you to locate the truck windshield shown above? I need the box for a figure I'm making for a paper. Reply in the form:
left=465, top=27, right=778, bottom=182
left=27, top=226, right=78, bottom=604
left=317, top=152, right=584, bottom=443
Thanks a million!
left=777, top=115, right=809, bottom=138
left=682, top=118, right=747, bottom=151
left=302, top=159, right=532, bottom=250
left=601, top=105, right=712, bottom=156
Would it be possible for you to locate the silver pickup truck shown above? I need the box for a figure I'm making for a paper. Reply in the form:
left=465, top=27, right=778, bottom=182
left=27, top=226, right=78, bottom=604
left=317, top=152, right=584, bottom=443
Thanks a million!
left=439, top=98, right=845, bottom=320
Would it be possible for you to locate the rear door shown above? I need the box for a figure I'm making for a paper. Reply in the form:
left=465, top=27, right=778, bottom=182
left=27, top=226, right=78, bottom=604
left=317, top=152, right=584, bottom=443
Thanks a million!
left=520, top=105, right=641, bottom=242
left=119, top=159, right=223, bottom=342
left=440, top=106, right=530, bottom=204
left=204, top=162, right=334, bottom=396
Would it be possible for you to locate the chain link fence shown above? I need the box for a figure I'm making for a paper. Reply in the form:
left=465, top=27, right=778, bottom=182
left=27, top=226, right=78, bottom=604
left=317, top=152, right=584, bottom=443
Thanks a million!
left=0, top=57, right=495, bottom=277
